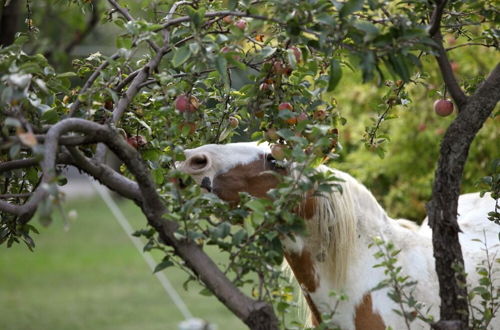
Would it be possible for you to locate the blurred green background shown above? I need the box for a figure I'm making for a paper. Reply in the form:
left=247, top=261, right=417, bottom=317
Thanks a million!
left=0, top=196, right=246, bottom=330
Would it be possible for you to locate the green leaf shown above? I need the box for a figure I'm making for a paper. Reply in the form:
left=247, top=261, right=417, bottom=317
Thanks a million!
left=340, top=0, right=365, bottom=18
left=215, top=55, right=228, bottom=86
left=171, top=45, right=191, bottom=68
left=154, top=259, right=174, bottom=273
left=354, top=21, right=379, bottom=42
left=327, top=59, right=342, bottom=92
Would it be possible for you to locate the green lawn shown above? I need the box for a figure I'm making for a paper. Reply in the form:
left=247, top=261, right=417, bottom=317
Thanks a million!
left=0, top=196, right=246, bottom=330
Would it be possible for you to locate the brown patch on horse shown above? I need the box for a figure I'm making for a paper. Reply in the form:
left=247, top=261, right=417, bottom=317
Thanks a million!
left=354, top=294, right=385, bottom=330
left=212, top=156, right=285, bottom=202
left=295, top=191, right=316, bottom=220
left=284, top=249, right=321, bottom=324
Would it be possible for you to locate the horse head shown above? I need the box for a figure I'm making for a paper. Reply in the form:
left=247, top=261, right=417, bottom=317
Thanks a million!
left=179, top=142, right=286, bottom=202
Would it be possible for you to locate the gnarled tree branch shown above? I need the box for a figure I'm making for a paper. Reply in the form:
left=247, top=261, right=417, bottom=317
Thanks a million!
left=0, top=117, right=279, bottom=329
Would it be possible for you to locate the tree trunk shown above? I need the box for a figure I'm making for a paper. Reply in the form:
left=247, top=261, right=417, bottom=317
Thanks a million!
left=428, top=64, right=500, bottom=329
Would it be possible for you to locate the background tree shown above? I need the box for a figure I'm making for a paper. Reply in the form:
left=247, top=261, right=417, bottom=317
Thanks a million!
left=0, top=0, right=498, bottom=329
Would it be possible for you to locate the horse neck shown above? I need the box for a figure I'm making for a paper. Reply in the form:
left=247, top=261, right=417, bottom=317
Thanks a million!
left=285, top=167, right=396, bottom=289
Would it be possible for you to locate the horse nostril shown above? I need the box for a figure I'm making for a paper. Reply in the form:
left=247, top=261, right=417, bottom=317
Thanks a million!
left=201, top=177, right=211, bottom=192
left=188, top=154, right=209, bottom=170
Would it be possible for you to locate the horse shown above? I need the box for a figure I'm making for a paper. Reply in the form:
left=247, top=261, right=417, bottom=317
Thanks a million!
left=179, top=141, right=500, bottom=329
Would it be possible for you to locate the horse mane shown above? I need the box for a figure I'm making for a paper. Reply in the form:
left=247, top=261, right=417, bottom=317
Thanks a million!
left=296, top=165, right=359, bottom=288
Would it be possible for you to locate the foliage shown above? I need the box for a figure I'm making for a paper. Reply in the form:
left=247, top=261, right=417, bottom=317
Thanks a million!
left=468, top=237, right=500, bottom=329
left=477, top=159, right=500, bottom=227
left=371, top=237, right=435, bottom=328
left=1, top=0, right=499, bottom=327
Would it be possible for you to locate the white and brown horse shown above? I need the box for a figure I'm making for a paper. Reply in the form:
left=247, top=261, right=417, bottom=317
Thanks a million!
left=180, top=142, right=499, bottom=329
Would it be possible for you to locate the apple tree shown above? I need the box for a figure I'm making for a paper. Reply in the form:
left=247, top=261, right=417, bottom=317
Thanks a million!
left=1, top=0, right=499, bottom=329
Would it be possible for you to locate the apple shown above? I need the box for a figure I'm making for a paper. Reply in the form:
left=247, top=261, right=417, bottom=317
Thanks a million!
left=222, top=16, right=233, bottom=24
left=271, top=144, right=286, bottom=160
left=273, top=60, right=287, bottom=74
left=127, top=135, right=147, bottom=149
left=289, top=46, right=302, bottom=62
left=434, top=99, right=454, bottom=117
left=450, top=61, right=459, bottom=73
left=104, top=99, right=114, bottom=110
left=228, top=116, right=239, bottom=128
left=297, top=112, right=308, bottom=123
left=234, top=19, right=247, bottom=30
left=266, top=127, right=279, bottom=141
left=417, top=123, right=427, bottom=132
left=278, top=102, right=293, bottom=111
left=259, top=82, right=270, bottom=91
left=313, top=109, right=327, bottom=121
left=175, top=94, right=199, bottom=113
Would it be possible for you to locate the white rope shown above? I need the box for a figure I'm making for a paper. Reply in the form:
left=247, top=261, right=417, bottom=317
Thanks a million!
left=90, top=180, right=193, bottom=320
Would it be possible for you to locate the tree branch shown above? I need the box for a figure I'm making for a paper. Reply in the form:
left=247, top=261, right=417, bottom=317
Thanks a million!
left=428, top=0, right=468, bottom=108
left=65, top=146, right=142, bottom=203
left=68, top=52, right=121, bottom=117
left=0, top=158, right=39, bottom=173
left=0, top=118, right=279, bottom=328
left=433, top=35, right=468, bottom=108
left=428, top=0, right=448, bottom=37
left=107, top=0, right=160, bottom=53
left=156, top=10, right=279, bottom=32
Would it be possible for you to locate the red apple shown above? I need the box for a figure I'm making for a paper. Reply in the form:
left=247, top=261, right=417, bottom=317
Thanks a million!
left=234, top=19, right=247, bottom=30
left=259, top=82, right=270, bottom=91
left=127, top=135, right=147, bottom=149
left=228, top=116, right=239, bottom=128
left=434, top=99, right=454, bottom=117
left=175, top=94, right=199, bottom=113
left=417, top=123, right=427, bottom=132
left=296, top=112, right=308, bottom=123
left=222, top=16, right=233, bottom=24
left=278, top=102, right=293, bottom=111
left=313, top=109, right=327, bottom=121
left=273, top=60, right=287, bottom=75
left=271, top=144, right=286, bottom=160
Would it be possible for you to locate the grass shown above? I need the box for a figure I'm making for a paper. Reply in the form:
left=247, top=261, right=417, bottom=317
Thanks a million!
left=0, top=195, right=246, bottom=330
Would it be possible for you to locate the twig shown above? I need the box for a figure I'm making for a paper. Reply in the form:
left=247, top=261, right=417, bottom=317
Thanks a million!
left=446, top=42, right=496, bottom=52
left=156, top=10, right=280, bottom=32
left=68, top=52, right=120, bottom=117
left=107, top=0, right=160, bottom=52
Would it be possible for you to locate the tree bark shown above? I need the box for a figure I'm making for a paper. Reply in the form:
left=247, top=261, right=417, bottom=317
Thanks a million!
left=428, top=64, right=500, bottom=328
